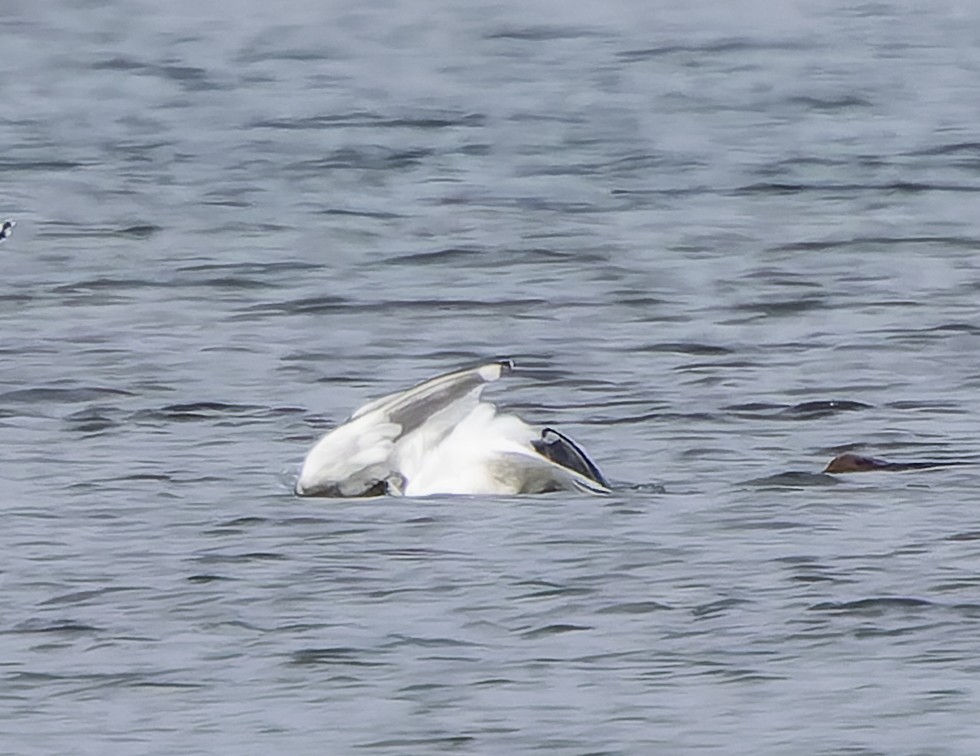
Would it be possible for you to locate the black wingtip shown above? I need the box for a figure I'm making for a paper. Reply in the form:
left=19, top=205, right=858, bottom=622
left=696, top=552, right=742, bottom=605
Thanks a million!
left=534, top=427, right=611, bottom=490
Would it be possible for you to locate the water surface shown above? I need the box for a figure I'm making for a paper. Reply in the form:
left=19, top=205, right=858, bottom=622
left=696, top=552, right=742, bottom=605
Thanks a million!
left=3, top=1, right=980, bottom=753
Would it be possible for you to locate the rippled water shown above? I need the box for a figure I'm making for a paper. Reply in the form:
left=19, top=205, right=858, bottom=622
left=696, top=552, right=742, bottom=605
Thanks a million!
left=3, top=0, right=980, bottom=753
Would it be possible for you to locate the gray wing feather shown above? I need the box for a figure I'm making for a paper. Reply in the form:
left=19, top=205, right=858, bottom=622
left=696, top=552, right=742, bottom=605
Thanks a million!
left=351, top=359, right=512, bottom=434
left=296, top=360, right=513, bottom=497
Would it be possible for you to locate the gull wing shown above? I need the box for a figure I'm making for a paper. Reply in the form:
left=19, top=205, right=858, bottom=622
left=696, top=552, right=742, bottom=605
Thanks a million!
left=398, top=402, right=611, bottom=497
left=350, top=359, right=512, bottom=431
left=295, top=360, right=512, bottom=497
left=531, top=427, right=611, bottom=491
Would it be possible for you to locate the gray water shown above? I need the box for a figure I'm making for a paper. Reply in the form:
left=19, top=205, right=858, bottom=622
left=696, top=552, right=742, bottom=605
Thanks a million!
left=3, top=0, right=980, bottom=753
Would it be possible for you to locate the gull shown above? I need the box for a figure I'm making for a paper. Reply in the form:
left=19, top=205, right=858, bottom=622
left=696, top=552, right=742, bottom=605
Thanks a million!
left=295, top=359, right=610, bottom=497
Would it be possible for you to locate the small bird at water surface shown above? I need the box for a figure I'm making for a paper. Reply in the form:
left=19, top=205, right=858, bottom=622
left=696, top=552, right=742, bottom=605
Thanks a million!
left=294, top=359, right=610, bottom=498
left=824, top=452, right=965, bottom=473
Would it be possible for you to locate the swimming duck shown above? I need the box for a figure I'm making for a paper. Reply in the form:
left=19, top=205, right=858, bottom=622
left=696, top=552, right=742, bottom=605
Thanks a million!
left=823, top=452, right=963, bottom=473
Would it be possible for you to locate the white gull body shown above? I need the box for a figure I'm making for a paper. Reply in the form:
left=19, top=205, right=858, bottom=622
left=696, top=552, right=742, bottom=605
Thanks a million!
left=294, top=360, right=609, bottom=497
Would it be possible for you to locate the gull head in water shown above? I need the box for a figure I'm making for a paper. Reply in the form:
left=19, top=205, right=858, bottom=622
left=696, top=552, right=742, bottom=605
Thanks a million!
left=294, top=359, right=610, bottom=498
